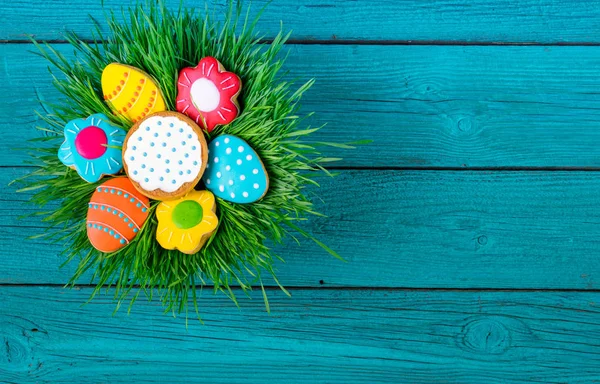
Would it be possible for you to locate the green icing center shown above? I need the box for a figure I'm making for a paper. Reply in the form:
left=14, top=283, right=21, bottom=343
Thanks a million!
left=171, top=200, right=203, bottom=229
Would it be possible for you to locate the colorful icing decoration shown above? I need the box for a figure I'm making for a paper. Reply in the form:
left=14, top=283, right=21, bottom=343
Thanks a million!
left=101, top=63, right=167, bottom=122
left=201, top=135, right=269, bottom=204
left=176, top=56, right=242, bottom=132
left=87, top=177, right=150, bottom=253
left=155, top=190, right=218, bottom=254
left=58, top=113, right=126, bottom=183
left=122, top=111, right=208, bottom=200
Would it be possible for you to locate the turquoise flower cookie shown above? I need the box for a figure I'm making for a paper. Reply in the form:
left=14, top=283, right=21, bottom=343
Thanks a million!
left=58, top=113, right=126, bottom=183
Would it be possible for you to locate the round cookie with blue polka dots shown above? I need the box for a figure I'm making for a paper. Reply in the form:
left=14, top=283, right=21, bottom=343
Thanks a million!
left=123, top=111, right=208, bottom=200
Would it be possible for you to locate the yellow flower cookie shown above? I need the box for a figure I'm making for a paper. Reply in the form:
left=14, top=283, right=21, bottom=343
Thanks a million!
left=155, top=190, right=218, bottom=254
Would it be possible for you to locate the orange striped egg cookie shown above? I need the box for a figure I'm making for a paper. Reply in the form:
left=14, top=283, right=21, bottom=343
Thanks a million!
left=101, top=63, right=166, bottom=123
left=86, top=177, right=150, bottom=253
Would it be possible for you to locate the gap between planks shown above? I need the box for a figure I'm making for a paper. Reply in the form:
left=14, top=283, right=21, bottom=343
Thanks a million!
left=7, top=39, right=600, bottom=46
left=1, top=283, right=599, bottom=292
left=9, top=165, right=600, bottom=171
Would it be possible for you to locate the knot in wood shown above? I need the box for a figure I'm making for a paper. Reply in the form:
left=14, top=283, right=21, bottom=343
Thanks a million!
left=0, top=316, right=45, bottom=374
left=477, top=235, right=488, bottom=245
left=457, top=116, right=473, bottom=132
left=458, top=316, right=511, bottom=355
left=0, top=334, right=30, bottom=372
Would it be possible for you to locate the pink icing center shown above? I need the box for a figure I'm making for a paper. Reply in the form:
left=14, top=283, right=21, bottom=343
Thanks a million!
left=74, top=126, right=108, bottom=160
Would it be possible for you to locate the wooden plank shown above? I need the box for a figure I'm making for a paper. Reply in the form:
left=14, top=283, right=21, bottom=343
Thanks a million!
left=4, top=43, right=600, bottom=168
left=4, top=167, right=600, bottom=288
left=1, top=287, right=599, bottom=383
left=4, top=0, right=600, bottom=43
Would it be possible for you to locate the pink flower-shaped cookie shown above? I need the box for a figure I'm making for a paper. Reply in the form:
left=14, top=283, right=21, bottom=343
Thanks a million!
left=176, top=57, right=242, bottom=132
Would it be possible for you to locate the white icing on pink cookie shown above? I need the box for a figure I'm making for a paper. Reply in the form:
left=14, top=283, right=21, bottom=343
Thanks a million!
left=124, top=115, right=204, bottom=193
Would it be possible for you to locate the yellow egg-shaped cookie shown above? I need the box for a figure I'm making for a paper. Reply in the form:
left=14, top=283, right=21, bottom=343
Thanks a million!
left=102, top=63, right=166, bottom=123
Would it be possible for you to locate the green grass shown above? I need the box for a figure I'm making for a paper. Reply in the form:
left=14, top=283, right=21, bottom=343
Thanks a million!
left=17, top=1, right=348, bottom=320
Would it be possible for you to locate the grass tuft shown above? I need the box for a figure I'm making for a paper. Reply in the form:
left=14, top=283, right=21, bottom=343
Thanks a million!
left=17, top=1, right=344, bottom=318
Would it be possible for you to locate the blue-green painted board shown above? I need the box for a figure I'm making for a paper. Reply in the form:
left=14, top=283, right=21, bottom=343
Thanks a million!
left=3, top=167, right=600, bottom=289
left=3, top=1, right=600, bottom=381
left=1, top=287, right=600, bottom=383
left=4, top=0, right=600, bottom=43
left=4, top=43, right=600, bottom=168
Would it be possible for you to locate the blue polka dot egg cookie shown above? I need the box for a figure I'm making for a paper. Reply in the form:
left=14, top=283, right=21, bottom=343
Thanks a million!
left=202, top=135, right=269, bottom=203
left=122, top=111, right=208, bottom=200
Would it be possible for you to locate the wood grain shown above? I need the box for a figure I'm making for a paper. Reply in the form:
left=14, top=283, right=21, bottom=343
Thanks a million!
left=3, top=1, right=600, bottom=380
left=3, top=0, right=600, bottom=43
left=4, top=167, right=600, bottom=288
left=1, top=287, right=600, bottom=383
left=5, top=43, right=600, bottom=168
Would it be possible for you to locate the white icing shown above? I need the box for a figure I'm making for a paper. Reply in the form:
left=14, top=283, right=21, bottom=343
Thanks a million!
left=124, top=115, right=203, bottom=193
left=190, top=78, right=220, bottom=112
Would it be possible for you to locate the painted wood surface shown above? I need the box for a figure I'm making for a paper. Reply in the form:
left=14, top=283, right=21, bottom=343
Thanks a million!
left=4, top=167, right=600, bottom=289
left=3, top=0, right=600, bottom=382
left=4, top=0, right=600, bottom=43
left=5, top=43, right=600, bottom=168
left=2, top=287, right=600, bottom=383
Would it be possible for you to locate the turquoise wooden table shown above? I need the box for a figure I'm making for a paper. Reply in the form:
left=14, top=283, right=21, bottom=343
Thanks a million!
left=2, top=0, right=600, bottom=382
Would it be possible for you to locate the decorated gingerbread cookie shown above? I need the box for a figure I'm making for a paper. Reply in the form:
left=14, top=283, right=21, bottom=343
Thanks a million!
left=122, top=111, right=208, bottom=200
left=176, top=57, right=242, bottom=132
left=58, top=113, right=126, bottom=183
left=102, top=63, right=167, bottom=123
left=202, top=135, right=269, bottom=203
left=87, top=177, right=150, bottom=253
left=155, top=190, right=218, bottom=254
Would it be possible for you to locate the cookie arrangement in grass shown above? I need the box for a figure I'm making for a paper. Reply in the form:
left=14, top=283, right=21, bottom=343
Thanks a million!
left=16, top=2, right=354, bottom=318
